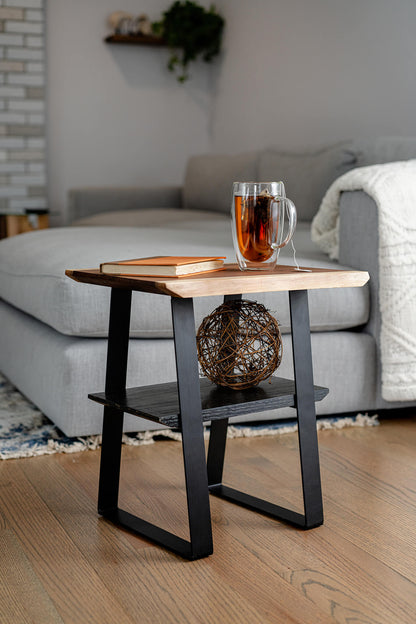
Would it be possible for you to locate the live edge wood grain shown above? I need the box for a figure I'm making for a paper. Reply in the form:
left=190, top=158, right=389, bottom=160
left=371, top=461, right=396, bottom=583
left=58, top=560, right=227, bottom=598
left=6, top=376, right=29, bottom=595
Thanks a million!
left=88, top=377, right=329, bottom=428
left=66, top=264, right=369, bottom=298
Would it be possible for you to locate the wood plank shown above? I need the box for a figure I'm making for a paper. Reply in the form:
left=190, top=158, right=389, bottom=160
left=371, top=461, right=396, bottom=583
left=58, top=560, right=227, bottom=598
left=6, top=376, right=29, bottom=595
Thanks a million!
left=132, top=429, right=416, bottom=623
left=0, top=528, right=63, bottom=624
left=205, top=433, right=416, bottom=624
left=116, top=436, right=409, bottom=624
left=16, top=456, right=298, bottom=624
left=314, top=421, right=416, bottom=583
left=66, top=265, right=369, bottom=298
left=113, top=443, right=334, bottom=623
left=0, top=461, right=136, bottom=624
left=302, top=523, right=416, bottom=623
left=212, top=509, right=398, bottom=624
left=220, top=433, right=304, bottom=512
left=220, top=432, right=416, bottom=622
left=1, top=416, right=416, bottom=623
left=62, top=441, right=331, bottom=621
left=88, top=377, right=328, bottom=427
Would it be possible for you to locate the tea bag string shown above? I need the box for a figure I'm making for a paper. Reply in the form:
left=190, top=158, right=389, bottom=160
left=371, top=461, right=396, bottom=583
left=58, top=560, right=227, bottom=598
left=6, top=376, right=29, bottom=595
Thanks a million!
left=290, top=239, right=312, bottom=272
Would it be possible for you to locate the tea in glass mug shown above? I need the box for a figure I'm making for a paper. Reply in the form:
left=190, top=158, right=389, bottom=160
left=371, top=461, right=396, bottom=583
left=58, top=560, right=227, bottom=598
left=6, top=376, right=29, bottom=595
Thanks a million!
left=231, top=182, right=297, bottom=271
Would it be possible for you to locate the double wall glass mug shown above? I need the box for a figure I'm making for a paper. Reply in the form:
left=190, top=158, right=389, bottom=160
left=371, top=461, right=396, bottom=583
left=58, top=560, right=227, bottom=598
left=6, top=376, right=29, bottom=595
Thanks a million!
left=231, top=181, right=297, bottom=271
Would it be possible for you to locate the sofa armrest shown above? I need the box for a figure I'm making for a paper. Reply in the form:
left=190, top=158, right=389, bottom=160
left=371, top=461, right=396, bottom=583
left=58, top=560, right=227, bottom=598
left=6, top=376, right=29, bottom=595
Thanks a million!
left=338, top=190, right=380, bottom=339
left=338, top=190, right=389, bottom=405
left=339, top=188, right=416, bottom=408
left=66, top=185, right=183, bottom=225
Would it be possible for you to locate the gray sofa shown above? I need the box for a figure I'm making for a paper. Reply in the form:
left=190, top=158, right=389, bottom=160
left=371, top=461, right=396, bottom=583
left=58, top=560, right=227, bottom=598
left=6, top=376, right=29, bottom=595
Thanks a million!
left=0, top=138, right=415, bottom=436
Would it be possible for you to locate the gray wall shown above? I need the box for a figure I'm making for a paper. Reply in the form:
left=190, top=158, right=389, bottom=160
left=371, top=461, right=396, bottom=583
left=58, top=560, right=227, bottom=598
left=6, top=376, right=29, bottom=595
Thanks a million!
left=47, top=0, right=214, bottom=222
left=47, top=0, right=416, bottom=223
left=211, top=0, right=416, bottom=152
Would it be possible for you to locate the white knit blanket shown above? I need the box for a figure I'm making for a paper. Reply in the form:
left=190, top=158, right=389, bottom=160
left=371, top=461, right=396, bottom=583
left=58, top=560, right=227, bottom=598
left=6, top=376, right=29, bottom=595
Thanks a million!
left=311, top=160, right=416, bottom=401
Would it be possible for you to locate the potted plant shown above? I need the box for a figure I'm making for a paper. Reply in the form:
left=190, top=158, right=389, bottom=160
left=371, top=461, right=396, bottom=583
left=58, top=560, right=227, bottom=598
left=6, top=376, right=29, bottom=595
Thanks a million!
left=152, top=1, right=225, bottom=82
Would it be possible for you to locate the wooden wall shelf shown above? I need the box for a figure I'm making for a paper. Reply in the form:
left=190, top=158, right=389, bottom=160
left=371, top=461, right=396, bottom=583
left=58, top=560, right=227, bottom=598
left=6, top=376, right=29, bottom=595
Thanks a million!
left=104, top=34, right=167, bottom=47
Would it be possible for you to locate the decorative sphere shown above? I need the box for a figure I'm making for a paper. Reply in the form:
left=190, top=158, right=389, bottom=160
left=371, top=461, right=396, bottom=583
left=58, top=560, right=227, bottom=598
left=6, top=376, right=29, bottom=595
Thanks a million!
left=196, top=299, right=282, bottom=390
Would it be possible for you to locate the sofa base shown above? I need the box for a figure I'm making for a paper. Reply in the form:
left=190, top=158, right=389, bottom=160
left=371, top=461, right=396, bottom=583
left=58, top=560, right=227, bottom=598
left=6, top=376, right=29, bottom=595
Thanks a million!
left=0, top=298, right=379, bottom=437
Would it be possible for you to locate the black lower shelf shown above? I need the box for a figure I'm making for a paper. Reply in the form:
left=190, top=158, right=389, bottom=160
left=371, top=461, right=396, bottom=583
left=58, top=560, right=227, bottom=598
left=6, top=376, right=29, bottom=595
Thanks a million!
left=89, top=377, right=328, bottom=429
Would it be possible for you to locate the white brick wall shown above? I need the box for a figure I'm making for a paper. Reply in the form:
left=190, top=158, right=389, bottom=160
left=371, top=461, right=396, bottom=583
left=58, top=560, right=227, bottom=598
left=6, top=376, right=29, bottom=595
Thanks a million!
left=9, top=99, right=44, bottom=111
left=5, top=1, right=43, bottom=9
left=0, top=0, right=46, bottom=215
left=0, top=162, right=25, bottom=172
left=10, top=198, right=46, bottom=210
left=25, top=35, right=43, bottom=48
left=7, top=72, right=45, bottom=85
left=0, top=8, right=24, bottom=20
left=6, top=47, right=43, bottom=59
left=26, top=10, right=42, bottom=21
left=0, top=33, right=24, bottom=45
left=0, top=111, right=25, bottom=123
left=11, top=173, right=45, bottom=185
left=0, top=185, right=27, bottom=196
left=5, top=20, right=43, bottom=34
left=0, top=137, right=25, bottom=148
left=0, top=86, right=25, bottom=97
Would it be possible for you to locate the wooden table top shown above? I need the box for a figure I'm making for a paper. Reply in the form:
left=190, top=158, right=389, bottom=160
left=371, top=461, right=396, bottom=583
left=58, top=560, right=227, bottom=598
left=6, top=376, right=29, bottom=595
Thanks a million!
left=65, top=264, right=369, bottom=298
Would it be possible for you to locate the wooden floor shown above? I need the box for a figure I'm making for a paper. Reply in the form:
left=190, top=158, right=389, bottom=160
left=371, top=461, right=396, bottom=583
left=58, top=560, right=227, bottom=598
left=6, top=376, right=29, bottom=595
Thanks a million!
left=0, top=414, right=415, bottom=623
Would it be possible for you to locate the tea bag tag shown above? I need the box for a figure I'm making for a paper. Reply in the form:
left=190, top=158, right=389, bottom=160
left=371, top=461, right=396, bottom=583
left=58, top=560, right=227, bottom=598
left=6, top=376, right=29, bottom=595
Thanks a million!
left=291, top=240, right=312, bottom=272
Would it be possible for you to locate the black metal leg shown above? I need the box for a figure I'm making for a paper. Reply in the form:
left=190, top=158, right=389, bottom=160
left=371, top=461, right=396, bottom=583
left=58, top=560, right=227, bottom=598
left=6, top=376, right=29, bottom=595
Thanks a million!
left=206, top=294, right=241, bottom=487
left=98, top=406, right=125, bottom=513
left=171, top=297, right=213, bottom=559
left=289, top=289, right=324, bottom=528
left=98, top=288, right=131, bottom=514
left=208, top=290, right=323, bottom=530
left=99, top=293, right=212, bottom=560
left=207, top=418, right=229, bottom=486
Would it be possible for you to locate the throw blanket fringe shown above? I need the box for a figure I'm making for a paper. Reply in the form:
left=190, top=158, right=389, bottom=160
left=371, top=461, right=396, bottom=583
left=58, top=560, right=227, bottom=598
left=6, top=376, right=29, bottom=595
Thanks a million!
left=311, top=160, right=416, bottom=401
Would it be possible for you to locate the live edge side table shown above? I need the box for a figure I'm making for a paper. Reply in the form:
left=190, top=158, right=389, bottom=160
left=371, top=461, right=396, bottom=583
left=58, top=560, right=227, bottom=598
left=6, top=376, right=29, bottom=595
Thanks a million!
left=66, top=264, right=369, bottom=560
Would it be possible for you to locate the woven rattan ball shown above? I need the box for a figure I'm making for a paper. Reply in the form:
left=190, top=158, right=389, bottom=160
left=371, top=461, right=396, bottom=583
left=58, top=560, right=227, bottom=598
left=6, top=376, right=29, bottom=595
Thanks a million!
left=196, top=299, right=282, bottom=390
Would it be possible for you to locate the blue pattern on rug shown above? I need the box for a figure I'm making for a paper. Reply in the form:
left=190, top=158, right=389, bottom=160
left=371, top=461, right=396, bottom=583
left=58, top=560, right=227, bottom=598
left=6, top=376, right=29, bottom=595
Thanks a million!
left=0, top=374, right=100, bottom=459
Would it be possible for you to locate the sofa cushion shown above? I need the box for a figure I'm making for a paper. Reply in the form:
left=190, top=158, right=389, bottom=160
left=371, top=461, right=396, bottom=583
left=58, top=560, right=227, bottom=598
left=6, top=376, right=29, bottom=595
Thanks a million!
left=353, top=136, right=416, bottom=166
left=0, top=297, right=377, bottom=436
left=183, top=151, right=259, bottom=214
left=67, top=185, right=183, bottom=224
left=70, top=208, right=224, bottom=228
left=0, top=213, right=369, bottom=338
left=258, top=142, right=357, bottom=221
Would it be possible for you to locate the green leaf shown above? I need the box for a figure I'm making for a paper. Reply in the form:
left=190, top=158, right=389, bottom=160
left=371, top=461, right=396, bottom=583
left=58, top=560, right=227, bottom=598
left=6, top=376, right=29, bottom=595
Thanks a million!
left=152, top=1, right=225, bottom=83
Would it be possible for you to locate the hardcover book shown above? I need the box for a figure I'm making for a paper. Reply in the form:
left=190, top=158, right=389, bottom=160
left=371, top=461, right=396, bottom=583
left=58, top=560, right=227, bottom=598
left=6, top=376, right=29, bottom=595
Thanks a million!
left=99, top=255, right=226, bottom=277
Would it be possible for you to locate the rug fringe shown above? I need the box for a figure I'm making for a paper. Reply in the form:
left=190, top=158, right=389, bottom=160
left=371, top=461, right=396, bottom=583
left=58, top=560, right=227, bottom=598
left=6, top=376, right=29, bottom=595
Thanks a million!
left=0, top=403, right=379, bottom=461
left=112, top=413, right=380, bottom=447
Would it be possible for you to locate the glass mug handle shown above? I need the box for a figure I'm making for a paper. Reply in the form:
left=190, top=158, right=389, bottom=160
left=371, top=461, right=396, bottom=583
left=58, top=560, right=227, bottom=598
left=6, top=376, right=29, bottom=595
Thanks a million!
left=271, top=197, right=297, bottom=250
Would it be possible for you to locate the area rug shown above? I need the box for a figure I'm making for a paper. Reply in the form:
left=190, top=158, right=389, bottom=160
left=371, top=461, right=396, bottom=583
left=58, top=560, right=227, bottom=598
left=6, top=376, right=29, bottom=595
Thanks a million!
left=0, top=373, right=379, bottom=460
